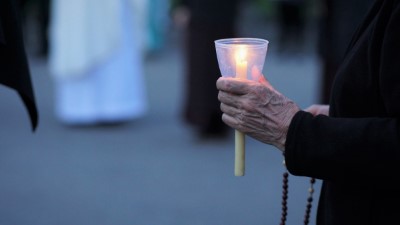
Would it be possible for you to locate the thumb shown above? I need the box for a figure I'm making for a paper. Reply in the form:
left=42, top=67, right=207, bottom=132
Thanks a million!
left=251, top=66, right=265, bottom=83
left=251, top=66, right=275, bottom=90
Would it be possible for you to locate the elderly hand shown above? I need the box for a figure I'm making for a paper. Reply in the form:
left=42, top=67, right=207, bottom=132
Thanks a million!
left=216, top=74, right=300, bottom=151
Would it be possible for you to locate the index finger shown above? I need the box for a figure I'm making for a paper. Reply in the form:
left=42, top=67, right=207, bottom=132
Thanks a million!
left=216, top=77, right=255, bottom=95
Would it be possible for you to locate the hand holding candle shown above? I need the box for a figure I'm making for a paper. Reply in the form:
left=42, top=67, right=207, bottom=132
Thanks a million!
left=215, top=38, right=269, bottom=176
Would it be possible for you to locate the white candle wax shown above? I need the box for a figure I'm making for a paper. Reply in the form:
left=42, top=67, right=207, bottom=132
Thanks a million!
left=234, top=46, right=247, bottom=176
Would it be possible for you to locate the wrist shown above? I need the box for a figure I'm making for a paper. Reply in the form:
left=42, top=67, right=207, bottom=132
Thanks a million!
left=276, top=103, right=300, bottom=152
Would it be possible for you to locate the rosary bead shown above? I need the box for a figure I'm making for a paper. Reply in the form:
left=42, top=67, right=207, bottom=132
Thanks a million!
left=283, top=172, right=289, bottom=178
left=279, top=165, right=316, bottom=225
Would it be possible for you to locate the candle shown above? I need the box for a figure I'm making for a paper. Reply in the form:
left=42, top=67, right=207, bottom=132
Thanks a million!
left=215, top=38, right=269, bottom=176
left=234, top=46, right=247, bottom=176
left=235, top=130, right=245, bottom=176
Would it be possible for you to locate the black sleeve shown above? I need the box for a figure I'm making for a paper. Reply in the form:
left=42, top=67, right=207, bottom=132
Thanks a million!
left=0, top=0, right=38, bottom=130
left=285, top=111, right=400, bottom=182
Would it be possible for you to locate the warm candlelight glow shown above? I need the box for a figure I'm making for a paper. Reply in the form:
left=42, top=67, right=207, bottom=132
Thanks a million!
left=236, top=46, right=247, bottom=62
left=235, top=46, right=248, bottom=80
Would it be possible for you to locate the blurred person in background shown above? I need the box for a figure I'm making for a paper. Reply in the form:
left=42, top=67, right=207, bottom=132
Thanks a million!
left=217, top=0, right=400, bottom=224
left=48, top=0, right=148, bottom=126
left=172, top=0, right=240, bottom=138
left=34, top=0, right=51, bottom=57
left=1, top=0, right=38, bottom=130
left=147, top=0, right=169, bottom=55
left=275, top=0, right=307, bottom=54
left=317, top=0, right=374, bottom=104
left=18, top=0, right=51, bottom=58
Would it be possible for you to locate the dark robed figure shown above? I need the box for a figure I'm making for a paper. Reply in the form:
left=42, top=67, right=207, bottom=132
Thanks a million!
left=217, top=0, right=400, bottom=224
left=0, top=0, right=38, bottom=130
left=176, top=0, right=239, bottom=137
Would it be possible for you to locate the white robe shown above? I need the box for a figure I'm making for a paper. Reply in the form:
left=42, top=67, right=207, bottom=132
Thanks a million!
left=49, top=0, right=148, bottom=124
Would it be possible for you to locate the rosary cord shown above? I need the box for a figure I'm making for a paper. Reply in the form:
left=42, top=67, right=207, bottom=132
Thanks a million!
left=280, top=157, right=316, bottom=225
left=303, top=177, right=316, bottom=225
left=280, top=158, right=289, bottom=225
left=280, top=171, right=289, bottom=225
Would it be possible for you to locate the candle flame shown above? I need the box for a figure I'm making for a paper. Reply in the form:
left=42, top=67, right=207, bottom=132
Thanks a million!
left=235, top=46, right=247, bottom=63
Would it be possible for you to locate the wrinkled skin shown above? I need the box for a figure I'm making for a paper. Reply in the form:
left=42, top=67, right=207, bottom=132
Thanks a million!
left=217, top=73, right=300, bottom=152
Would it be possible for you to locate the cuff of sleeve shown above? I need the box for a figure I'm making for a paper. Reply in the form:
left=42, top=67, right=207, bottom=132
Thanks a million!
left=284, top=110, right=311, bottom=176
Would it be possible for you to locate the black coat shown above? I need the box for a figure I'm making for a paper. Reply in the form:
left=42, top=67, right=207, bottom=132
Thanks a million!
left=0, top=0, right=38, bottom=130
left=317, top=0, right=373, bottom=103
left=286, top=0, right=400, bottom=224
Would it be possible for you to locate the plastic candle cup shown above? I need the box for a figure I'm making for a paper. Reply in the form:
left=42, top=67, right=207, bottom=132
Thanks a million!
left=215, top=38, right=269, bottom=176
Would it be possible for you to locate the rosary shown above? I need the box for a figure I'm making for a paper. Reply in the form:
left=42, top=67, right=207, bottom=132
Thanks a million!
left=279, top=158, right=316, bottom=225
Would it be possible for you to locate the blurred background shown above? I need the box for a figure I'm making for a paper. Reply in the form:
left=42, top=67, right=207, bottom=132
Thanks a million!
left=0, top=0, right=373, bottom=224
